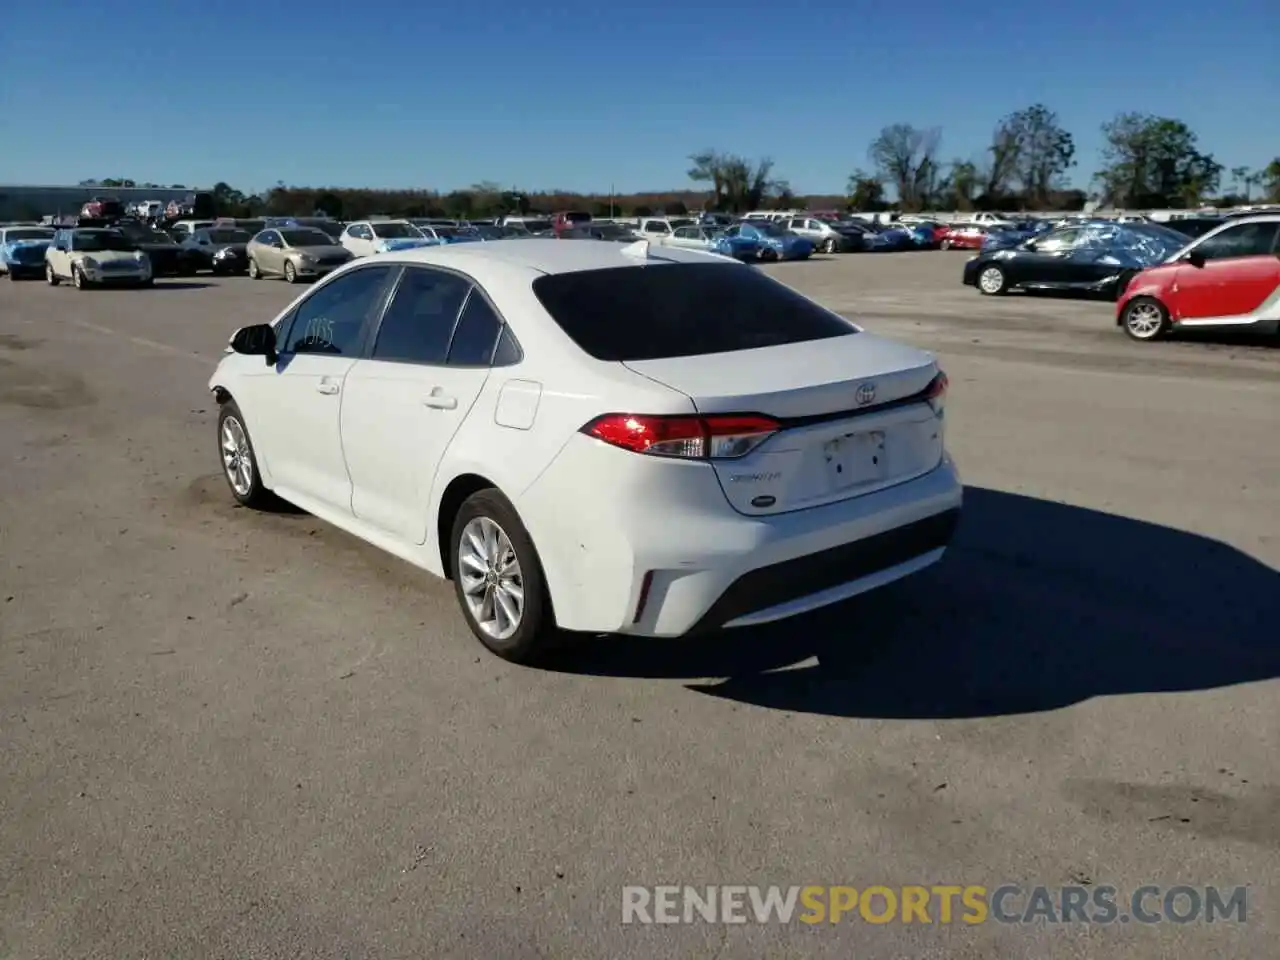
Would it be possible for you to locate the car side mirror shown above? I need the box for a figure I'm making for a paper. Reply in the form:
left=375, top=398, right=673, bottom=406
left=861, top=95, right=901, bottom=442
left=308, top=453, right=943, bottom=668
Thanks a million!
left=1183, top=250, right=1206, bottom=268
left=229, top=323, right=278, bottom=365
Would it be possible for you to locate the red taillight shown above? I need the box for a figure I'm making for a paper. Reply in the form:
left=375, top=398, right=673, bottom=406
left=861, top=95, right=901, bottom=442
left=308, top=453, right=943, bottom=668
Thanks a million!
left=582, top=413, right=781, bottom=459
left=923, top=371, right=948, bottom=414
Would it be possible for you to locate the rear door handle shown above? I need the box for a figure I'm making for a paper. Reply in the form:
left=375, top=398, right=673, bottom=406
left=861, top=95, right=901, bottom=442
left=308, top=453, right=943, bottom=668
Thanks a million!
left=423, top=390, right=457, bottom=410
left=316, top=379, right=340, bottom=395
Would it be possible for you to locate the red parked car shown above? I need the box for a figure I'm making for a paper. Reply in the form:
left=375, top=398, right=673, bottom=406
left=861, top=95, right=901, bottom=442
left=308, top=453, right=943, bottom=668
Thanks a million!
left=552, top=211, right=592, bottom=235
left=1116, top=215, right=1280, bottom=342
left=938, top=223, right=989, bottom=250
left=80, top=196, right=125, bottom=220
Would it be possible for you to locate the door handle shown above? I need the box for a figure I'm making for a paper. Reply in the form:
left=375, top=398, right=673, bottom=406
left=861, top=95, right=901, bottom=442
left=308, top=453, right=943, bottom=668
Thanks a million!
left=316, top=380, right=340, bottom=395
left=423, top=390, right=457, bottom=410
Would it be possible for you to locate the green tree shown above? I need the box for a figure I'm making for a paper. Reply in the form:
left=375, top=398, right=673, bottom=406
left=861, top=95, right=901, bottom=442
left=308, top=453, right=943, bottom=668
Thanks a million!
left=313, top=191, right=344, bottom=219
left=846, top=169, right=884, bottom=210
left=688, top=150, right=779, bottom=212
left=1094, top=114, right=1221, bottom=207
left=867, top=124, right=940, bottom=211
left=1230, top=166, right=1251, bottom=201
left=1008, top=105, right=1075, bottom=207
left=1261, top=159, right=1280, bottom=203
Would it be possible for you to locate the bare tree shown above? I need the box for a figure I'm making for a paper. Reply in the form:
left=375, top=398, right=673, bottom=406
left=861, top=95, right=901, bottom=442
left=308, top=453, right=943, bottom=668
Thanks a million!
left=867, top=124, right=941, bottom=211
left=984, top=121, right=1022, bottom=200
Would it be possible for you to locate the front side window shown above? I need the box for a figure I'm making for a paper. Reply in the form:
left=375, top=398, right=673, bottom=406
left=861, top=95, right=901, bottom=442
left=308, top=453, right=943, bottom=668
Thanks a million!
left=532, top=263, right=856, bottom=362
left=283, top=266, right=394, bottom=356
left=371, top=267, right=471, bottom=364
left=1032, top=229, right=1080, bottom=253
left=1194, top=222, right=1280, bottom=261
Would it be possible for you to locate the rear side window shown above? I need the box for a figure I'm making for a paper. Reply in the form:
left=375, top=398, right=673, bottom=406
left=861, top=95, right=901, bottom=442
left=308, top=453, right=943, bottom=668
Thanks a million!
left=531, top=263, right=856, bottom=362
left=446, top=292, right=503, bottom=366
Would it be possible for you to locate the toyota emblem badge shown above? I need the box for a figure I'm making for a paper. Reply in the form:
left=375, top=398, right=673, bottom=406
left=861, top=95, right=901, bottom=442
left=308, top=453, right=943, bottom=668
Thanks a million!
left=855, top=383, right=877, bottom=406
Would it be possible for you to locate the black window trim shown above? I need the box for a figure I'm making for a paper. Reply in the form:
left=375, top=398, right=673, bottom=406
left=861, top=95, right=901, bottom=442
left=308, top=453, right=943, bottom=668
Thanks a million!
left=363, top=263, right=524, bottom=368
left=275, top=263, right=399, bottom=360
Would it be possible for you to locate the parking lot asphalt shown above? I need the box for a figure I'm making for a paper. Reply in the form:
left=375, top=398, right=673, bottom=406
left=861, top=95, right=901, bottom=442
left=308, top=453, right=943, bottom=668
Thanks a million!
left=2, top=251, right=1277, bottom=959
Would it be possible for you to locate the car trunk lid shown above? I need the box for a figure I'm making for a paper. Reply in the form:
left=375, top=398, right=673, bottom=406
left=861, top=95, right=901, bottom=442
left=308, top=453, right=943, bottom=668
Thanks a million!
left=623, top=334, right=945, bottom=516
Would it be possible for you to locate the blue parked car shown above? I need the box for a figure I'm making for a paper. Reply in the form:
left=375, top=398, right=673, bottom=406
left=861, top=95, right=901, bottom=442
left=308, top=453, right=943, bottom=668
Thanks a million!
left=0, top=226, right=56, bottom=279
left=869, top=225, right=914, bottom=251
left=714, top=221, right=814, bottom=261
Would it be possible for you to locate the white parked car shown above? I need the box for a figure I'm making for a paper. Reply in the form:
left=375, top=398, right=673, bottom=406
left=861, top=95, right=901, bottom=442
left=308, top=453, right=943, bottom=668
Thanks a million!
left=663, top=225, right=723, bottom=251
left=339, top=220, right=434, bottom=257
left=45, top=227, right=152, bottom=288
left=635, top=217, right=697, bottom=242
left=208, top=239, right=962, bottom=662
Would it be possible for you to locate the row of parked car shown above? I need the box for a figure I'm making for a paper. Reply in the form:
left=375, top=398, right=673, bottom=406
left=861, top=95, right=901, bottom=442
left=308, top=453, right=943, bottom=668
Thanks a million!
left=954, top=211, right=1280, bottom=344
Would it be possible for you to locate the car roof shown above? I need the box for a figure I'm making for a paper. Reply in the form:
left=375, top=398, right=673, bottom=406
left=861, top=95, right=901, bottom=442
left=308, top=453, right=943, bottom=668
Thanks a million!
left=367, top=238, right=738, bottom=278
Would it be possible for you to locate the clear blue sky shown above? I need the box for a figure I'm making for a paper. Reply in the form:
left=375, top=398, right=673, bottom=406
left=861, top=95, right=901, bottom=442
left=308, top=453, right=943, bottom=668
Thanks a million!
left=1, top=0, right=1275, bottom=196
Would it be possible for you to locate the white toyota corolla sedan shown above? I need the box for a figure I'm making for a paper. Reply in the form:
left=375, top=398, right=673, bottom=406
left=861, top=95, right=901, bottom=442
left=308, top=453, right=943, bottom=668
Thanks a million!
left=208, top=239, right=962, bottom=662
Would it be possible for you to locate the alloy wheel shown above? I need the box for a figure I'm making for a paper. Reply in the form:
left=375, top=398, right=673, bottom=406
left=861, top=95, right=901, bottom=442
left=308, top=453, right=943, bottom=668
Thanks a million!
left=1125, top=302, right=1165, bottom=340
left=978, top=267, right=1005, bottom=294
left=457, top=516, right=525, bottom=641
left=220, top=415, right=254, bottom=496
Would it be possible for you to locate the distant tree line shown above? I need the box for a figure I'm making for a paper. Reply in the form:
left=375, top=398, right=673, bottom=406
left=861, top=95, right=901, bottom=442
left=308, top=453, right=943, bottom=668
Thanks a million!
left=77, top=108, right=1280, bottom=220
left=852, top=107, right=1280, bottom=213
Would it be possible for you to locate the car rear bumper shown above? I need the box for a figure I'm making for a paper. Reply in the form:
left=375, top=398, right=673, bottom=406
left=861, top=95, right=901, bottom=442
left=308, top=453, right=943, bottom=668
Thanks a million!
left=518, top=436, right=963, bottom=637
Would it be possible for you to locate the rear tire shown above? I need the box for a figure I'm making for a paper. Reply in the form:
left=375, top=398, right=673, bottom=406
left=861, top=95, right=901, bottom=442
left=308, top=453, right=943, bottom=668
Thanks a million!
left=823, top=237, right=839, bottom=254
left=247, top=258, right=260, bottom=279
left=46, top=264, right=59, bottom=286
left=1121, top=296, right=1170, bottom=342
left=450, top=489, right=555, bottom=664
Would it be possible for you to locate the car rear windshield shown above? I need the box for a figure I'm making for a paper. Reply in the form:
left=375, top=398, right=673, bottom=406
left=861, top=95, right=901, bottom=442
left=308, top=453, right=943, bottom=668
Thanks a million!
left=531, top=263, right=857, bottom=362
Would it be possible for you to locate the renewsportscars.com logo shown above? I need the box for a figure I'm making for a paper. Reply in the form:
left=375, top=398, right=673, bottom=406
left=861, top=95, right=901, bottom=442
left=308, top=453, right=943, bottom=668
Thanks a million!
left=622, top=885, right=1249, bottom=926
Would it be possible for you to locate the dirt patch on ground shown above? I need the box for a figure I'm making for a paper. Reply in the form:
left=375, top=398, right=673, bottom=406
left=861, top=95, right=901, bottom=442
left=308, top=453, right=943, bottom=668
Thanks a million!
left=0, top=358, right=94, bottom=409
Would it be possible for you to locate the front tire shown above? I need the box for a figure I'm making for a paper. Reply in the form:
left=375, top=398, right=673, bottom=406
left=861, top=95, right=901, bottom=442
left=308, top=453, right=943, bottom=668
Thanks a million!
left=284, top=261, right=297, bottom=283
left=46, top=264, right=59, bottom=286
left=247, top=258, right=260, bottom=279
left=940, top=238, right=952, bottom=250
left=1121, top=296, right=1170, bottom=342
left=72, top=265, right=89, bottom=290
left=450, top=489, right=554, bottom=664
left=217, top=401, right=274, bottom=509
left=977, top=265, right=1008, bottom=295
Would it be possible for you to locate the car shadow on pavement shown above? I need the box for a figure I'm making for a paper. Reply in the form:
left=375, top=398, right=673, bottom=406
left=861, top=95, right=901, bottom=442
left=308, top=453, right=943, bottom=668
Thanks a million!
left=548, top=487, right=1280, bottom=719
left=152, top=281, right=216, bottom=290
